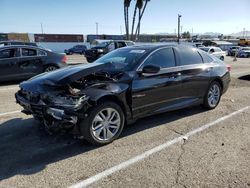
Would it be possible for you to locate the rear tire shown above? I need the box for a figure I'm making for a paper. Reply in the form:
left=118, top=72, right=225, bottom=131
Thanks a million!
left=220, top=56, right=224, bottom=61
left=203, top=81, right=222, bottom=109
left=80, top=102, right=125, bottom=146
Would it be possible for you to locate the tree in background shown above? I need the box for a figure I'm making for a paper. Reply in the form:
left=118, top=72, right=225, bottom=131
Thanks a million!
left=124, top=0, right=150, bottom=41
left=124, top=0, right=132, bottom=40
left=182, top=31, right=191, bottom=39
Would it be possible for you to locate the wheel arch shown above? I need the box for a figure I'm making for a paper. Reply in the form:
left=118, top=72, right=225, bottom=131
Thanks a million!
left=211, top=77, right=223, bottom=91
left=95, top=94, right=131, bottom=122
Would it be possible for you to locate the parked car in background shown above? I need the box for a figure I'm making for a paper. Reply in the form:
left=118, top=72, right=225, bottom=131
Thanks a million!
left=199, top=46, right=225, bottom=61
left=0, top=45, right=67, bottom=82
left=84, top=40, right=134, bottom=62
left=227, top=46, right=240, bottom=56
left=64, top=45, right=87, bottom=55
left=16, top=44, right=230, bottom=145
left=0, top=41, right=37, bottom=47
left=237, top=47, right=250, bottom=58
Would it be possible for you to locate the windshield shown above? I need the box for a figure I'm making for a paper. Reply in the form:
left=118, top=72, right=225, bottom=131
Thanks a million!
left=96, top=42, right=110, bottom=48
left=95, top=48, right=147, bottom=70
left=199, top=47, right=210, bottom=52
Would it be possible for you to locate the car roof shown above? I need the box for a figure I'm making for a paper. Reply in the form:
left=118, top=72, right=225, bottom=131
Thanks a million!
left=0, top=45, right=47, bottom=51
left=120, top=43, right=192, bottom=52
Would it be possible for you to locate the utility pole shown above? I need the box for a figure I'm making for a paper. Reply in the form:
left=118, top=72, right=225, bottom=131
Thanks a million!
left=120, top=25, right=122, bottom=35
left=243, top=28, right=245, bottom=38
left=177, top=14, right=182, bottom=43
left=96, top=22, right=99, bottom=35
left=40, top=23, right=44, bottom=34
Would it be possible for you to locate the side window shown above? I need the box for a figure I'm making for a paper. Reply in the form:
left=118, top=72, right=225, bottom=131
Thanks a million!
left=214, top=48, right=221, bottom=52
left=117, top=42, right=126, bottom=48
left=198, top=50, right=213, bottom=63
left=143, top=48, right=176, bottom=68
left=108, top=42, right=115, bottom=51
left=37, top=50, right=47, bottom=56
left=178, top=47, right=203, bottom=65
left=0, top=49, right=18, bottom=59
left=22, top=48, right=37, bottom=56
left=126, top=42, right=134, bottom=46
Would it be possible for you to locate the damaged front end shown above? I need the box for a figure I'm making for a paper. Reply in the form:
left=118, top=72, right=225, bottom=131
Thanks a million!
left=15, top=62, right=130, bottom=133
left=15, top=85, right=90, bottom=132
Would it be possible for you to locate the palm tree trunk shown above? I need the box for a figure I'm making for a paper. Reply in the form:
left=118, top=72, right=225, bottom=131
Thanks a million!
left=131, top=5, right=137, bottom=41
left=126, top=7, right=130, bottom=40
left=124, top=6, right=128, bottom=40
left=137, top=9, right=141, bottom=41
left=135, top=0, right=148, bottom=36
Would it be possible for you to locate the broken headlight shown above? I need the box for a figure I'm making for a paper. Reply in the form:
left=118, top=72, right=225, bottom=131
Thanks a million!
left=42, top=94, right=89, bottom=110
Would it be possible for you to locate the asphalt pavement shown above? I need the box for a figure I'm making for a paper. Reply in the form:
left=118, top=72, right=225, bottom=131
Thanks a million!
left=0, top=55, right=250, bottom=188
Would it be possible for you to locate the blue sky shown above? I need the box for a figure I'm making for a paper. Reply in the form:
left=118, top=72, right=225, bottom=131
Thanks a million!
left=0, top=0, right=249, bottom=35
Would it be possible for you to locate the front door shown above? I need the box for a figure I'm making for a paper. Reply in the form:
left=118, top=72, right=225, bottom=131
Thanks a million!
left=0, top=48, right=20, bottom=81
left=132, top=47, right=183, bottom=118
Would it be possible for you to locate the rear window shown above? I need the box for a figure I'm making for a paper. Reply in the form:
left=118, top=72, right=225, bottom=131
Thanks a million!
left=178, top=47, right=203, bottom=65
left=22, top=48, right=37, bottom=56
left=198, top=50, right=213, bottom=63
left=38, top=50, right=47, bottom=56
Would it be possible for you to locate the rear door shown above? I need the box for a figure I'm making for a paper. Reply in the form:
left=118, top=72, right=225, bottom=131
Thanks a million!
left=132, top=47, right=184, bottom=117
left=0, top=48, right=20, bottom=81
left=18, top=47, right=44, bottom=77
left=174, top=46, right=211, bottom=100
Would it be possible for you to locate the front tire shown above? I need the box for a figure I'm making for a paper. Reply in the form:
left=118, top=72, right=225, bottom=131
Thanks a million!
left=203, top=81, right=222, bottom=109
left=80, top=102, right=125, bottom=146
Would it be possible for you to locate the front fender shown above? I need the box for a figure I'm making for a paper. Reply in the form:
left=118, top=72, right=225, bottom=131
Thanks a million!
left=83, top=83, right=132, bottom=120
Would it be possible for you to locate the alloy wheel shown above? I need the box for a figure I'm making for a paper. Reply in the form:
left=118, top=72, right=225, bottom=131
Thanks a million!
left=91, top=108, right=121, bottom=141
left=207, top=84, right=220, bottom=108
left=45, top=66, right=57, bottom=72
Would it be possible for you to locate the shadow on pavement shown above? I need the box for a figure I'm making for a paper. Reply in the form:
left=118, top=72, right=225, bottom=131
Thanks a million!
left=0, top=106, right=205, bottom=181
left=0, top=80, right=22, bottom=87
left=238, top=75, right=250, bottom=81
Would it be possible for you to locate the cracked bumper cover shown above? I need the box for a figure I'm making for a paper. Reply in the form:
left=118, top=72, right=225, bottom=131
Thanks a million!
left=15, top=93, right=89, bottom=124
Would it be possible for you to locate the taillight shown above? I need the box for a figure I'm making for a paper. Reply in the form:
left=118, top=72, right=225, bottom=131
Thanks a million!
left=226, top=64, right=231, bottom=72
left=62, top=55, right=67, bottom=63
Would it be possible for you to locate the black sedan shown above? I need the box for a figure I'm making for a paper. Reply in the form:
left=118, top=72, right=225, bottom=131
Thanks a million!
left=15, top=44, right=230, bottom=145
left=0, top=45, right=67, bottom=82
left=64, top=45, right=87, bottom=55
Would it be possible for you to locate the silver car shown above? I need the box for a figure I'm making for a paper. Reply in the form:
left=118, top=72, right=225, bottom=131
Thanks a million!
left=199, top=46, right=226, bottom=61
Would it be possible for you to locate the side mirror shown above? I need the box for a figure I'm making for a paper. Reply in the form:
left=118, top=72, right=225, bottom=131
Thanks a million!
left=142, top=65, right=160, bottom=74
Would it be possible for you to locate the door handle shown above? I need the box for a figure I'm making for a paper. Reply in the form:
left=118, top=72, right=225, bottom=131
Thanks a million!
left=169, top=72, right=181, bottom=79
left=206, top=67, right=213, bottom=72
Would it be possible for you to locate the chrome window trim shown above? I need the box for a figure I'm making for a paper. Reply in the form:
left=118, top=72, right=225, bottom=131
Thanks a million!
left=20, top=47, right=47, bottom=58
left=137, top=46, right=206, bottom=73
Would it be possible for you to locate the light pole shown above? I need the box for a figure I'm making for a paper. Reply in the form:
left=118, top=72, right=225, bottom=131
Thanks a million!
left=96, top=22, right=99, bottom=35
left=177, top=14, right=182, bottom=43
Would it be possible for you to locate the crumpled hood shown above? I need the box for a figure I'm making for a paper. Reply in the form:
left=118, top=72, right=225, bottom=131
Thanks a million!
left=20, top=62, right=113, bottom=91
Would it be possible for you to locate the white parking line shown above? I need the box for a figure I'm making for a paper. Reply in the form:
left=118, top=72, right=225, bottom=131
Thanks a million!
left=68, top=105, right=250, bottom=188
left=0, top=110, right=21, bottom=117
left=231, top=71, right=250, bottom=76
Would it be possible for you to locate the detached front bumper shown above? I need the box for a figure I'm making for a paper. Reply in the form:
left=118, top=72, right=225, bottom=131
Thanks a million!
left=15, top=93, right=82, bottom=126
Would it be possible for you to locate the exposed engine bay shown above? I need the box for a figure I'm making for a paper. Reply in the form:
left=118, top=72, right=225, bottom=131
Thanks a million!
left=15, top=70, right=125, bottom=134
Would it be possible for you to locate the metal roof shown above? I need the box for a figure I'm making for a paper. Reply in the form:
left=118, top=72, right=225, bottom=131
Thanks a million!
left=211, top=41, right=233, bottom=45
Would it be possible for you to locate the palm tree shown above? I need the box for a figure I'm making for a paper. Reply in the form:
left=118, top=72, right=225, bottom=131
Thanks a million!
left=135, top=0, right=150, bottom=40
left=136, top=0, right=143, bottom=41
left=124, top=0, right=131, bottom=40
left=131, top=0, right=138, bottom=41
